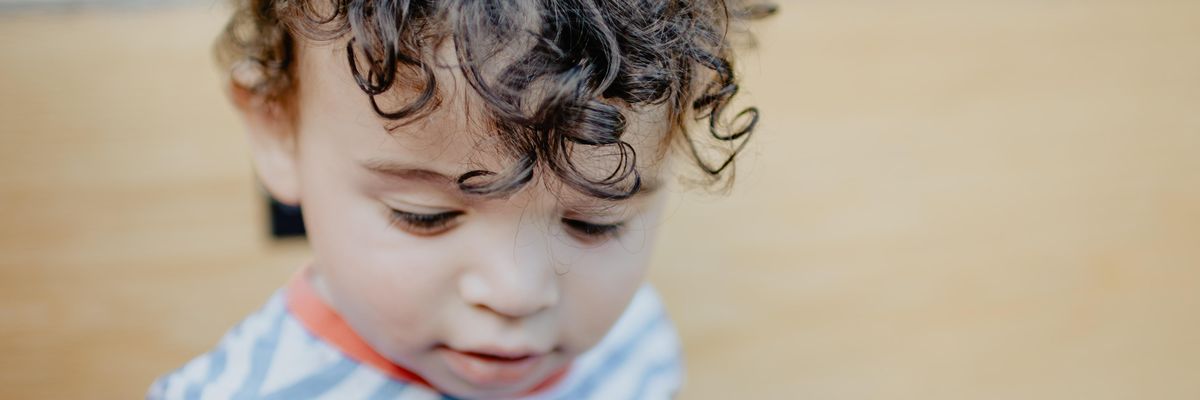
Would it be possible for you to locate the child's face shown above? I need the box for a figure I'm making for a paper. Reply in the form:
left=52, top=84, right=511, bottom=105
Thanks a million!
left=249, top=38, right=672, bottom=397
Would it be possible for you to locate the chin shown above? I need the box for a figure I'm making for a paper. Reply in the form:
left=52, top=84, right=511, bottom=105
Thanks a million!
left=423, top=353, right=564, bottom=399
left=430, top=377, right=537, bottom=400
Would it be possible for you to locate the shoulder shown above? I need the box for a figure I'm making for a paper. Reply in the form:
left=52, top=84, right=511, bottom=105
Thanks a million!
left=147, top=291, right=435, bottom=400
left=532, top=284, right=686, bottom=400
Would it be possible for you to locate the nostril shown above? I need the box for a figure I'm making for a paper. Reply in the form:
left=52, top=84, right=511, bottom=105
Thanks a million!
left=473, top=297, right=538, bottom=320
left=468, top=287, right=555, bottom=320
left=473, top=303, right=519, bottom=320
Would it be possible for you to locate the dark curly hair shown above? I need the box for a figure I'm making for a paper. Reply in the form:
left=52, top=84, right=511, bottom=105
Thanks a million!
left=218, top=0, right=775, bottom=200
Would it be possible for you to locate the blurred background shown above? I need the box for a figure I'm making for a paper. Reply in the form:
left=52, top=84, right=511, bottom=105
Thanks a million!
left=2, top=0, right=1199, bottom=398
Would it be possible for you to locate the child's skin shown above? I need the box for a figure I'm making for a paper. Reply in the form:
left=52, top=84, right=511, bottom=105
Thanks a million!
left=231, top=35, right=675, bottom=398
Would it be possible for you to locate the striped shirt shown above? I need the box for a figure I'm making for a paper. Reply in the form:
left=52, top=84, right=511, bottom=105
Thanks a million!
left=148, top=272, right=683, bottom=399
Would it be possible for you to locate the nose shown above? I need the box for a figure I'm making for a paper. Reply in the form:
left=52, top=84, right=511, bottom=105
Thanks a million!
left=458, top=224, right=560, bottom=319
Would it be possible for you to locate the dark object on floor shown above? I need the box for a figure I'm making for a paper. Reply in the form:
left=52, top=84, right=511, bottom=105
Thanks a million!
left=268, top=196, right=306, bottom=238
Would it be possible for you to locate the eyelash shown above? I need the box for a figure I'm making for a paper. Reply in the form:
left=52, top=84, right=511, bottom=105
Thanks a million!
left=562, top=218, right=625, bottom=241
left=389, top=210, right=463, bottom=234
left=388, top=209, right=625, bottom=241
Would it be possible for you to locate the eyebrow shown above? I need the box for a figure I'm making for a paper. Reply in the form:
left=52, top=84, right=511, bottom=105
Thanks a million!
left=360, top=157, right=660, bottom=200
left=361, top=158, right=460, bottom=186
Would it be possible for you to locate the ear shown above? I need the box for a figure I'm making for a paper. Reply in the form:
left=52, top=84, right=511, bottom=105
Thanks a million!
left=228, top=62, right=302, bottom=206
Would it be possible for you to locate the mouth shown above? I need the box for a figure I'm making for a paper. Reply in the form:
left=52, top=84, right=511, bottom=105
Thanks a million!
left=436, top=344, right=551, bottom=387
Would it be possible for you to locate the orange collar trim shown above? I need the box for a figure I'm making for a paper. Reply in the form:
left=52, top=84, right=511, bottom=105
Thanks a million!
left=284, top=267, right=568, bottom=395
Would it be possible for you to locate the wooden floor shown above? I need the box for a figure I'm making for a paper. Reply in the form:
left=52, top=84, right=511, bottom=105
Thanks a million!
left=2, top=2, right=1199, bottom=398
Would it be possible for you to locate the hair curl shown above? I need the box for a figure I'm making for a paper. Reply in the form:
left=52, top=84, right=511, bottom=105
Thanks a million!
left=218, top=0, right=775, bottom=200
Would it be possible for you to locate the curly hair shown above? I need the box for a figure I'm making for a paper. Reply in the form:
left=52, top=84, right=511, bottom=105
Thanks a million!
left=218, top=0, right=775, bottom=200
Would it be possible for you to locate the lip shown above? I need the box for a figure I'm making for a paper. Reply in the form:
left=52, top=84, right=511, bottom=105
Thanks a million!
left=437, top=344, right=549, bottom=387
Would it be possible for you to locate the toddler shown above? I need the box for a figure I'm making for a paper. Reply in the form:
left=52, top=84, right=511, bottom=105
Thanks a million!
left=150, top=0, right=771, bottom=398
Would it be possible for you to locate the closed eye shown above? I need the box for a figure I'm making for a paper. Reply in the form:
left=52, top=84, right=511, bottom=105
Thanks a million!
left=562, top=218, right=624, bottom=242
left=390, top=209, right=464, bottom=235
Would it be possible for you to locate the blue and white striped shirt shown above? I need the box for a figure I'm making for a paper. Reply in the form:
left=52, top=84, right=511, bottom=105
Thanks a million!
left=148, top=282, right=683, bottom=399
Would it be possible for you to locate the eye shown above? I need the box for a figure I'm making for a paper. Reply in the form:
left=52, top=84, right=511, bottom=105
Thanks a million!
left=389, top=209, right=464, bottom=235
left=562, top=218, right=625, bottom=243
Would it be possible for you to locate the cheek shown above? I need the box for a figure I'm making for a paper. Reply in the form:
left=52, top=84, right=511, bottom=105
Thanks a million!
left=559, top=198, right=672, bottom=345
left=556, top=236, right=657, bottom=351
left=556, top=200, right=666, bottom=349
left=300, top=168, right=463, bottom=347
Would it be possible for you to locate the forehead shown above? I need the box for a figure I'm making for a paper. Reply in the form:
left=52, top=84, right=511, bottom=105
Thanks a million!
left=290, top=36, right=674, bottom=198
